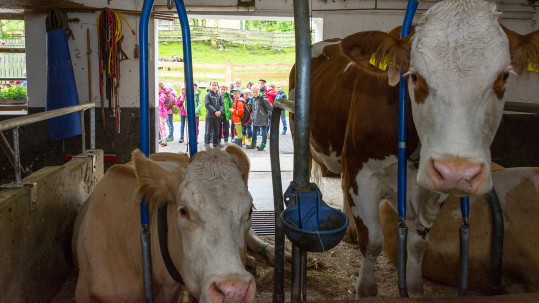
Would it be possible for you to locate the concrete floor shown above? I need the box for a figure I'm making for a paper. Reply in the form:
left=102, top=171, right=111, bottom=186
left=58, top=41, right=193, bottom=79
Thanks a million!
left=159, top=120, right=310, bottom=211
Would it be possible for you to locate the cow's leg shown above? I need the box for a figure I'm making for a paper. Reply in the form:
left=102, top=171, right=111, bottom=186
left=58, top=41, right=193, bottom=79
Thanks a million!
left=405, top=222, right=428, bottom=297
left=342, top=198, right=358, bottom=243
left=246, top=228, right=292, bottom=265
left=345, top=168, right=384, bottom=298
left=405, top=183, right=445, bottom=297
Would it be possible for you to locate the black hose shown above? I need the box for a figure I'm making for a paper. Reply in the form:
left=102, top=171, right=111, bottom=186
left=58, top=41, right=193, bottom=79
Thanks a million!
left=458, top=223, right=470, bottom=296
left=397, top=220, right=409, bottom=298
left=270, top=107, right=285, bottom=303
left=486, top=189, right=504, bottom=295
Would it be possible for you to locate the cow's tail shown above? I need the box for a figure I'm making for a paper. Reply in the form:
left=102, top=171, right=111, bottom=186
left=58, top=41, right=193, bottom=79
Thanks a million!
left=310, top=160, right=324, bottom=190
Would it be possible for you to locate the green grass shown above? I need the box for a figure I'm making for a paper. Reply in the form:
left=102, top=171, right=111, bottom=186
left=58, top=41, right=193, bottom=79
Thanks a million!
left=160, top=40, right=295, bottom=122
left=159, top=41, right=295, bottom=65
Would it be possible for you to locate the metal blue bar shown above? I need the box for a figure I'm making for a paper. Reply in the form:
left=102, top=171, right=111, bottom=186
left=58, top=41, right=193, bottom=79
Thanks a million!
left=397, top=0, right=418, bottom=219
left=460, top=196, right=470, bottom=218
left=397, top=0, right=418, bottom=299
left=174, top=0, right=196, bottom=156
left=139, top=0, right=153, bottom=158
left=139, top=1, right=155, bottom=301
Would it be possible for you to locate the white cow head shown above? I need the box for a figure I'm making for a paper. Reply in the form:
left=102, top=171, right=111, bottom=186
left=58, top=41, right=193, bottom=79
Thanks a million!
left=378, top=0, right=539, bottom=195
left=133, top=145, right=255, bottom=303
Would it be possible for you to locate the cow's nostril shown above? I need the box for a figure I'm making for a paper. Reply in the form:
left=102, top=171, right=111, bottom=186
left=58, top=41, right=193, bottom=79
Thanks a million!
left=427, top=158, right=486, bottom=194
left=207, top=277, right=255, bottom=303
left=208, top=282, right=225, bottom=303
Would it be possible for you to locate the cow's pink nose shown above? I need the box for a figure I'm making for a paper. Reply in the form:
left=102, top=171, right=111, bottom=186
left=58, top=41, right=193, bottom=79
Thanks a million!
left=427, top=157, right=486, bottom=195
left=208, top=275, right=256, bottom=303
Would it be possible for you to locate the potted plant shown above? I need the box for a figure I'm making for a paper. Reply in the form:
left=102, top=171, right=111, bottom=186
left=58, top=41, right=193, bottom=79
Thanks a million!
left=0, top=80, right=27, bottom=104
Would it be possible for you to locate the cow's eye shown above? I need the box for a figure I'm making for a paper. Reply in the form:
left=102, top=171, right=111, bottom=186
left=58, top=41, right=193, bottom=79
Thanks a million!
left=503, top=71, right=510, bottom=81
left=179, top=206, right=189, bottom=216
left=410, top=73, right=418, bottom=81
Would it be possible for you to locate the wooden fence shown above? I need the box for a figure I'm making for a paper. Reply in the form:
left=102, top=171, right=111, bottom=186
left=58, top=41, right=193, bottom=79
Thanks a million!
left=0, top=38, right=26, bottom=84
left=158, top=61, right=293, bottom=88
left=0, top=53, right=26, bottom=80
left=158, top=26, right=296, bottom=48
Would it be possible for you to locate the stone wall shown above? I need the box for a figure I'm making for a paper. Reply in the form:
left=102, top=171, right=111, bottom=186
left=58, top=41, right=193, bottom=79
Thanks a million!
left=0, top=149, right=103, bottom=303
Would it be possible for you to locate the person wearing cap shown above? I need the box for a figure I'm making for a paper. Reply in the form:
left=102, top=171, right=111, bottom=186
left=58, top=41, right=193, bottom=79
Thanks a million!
left=258, top=79, right=267, bottom=93
left=275, top=83, right=288, bottom=135
left=248, top=84, right=272, bottom=151
left=219, top=84, right=233, bottom=144
left=204, top=81, right=224, bottom=148
left=229, top=87, right=246, bottom=147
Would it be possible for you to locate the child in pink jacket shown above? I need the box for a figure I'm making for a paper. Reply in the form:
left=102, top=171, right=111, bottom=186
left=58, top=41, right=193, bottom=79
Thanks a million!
left=158, top=88, right=172, bottom=146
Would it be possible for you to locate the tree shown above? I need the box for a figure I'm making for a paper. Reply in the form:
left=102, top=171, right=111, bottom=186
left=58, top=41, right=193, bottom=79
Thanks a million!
left=245, top=20, right=293, bottom=32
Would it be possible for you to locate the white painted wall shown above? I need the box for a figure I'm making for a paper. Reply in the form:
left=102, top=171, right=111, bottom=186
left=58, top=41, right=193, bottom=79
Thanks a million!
left=23, top=0, right=539, bottom=109
left=25, top=0, right=155, bottom=108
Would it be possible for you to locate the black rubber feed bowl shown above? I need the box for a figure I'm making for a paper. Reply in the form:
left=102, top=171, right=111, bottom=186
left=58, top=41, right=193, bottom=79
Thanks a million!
left=280, top=204, right=349, bottom=252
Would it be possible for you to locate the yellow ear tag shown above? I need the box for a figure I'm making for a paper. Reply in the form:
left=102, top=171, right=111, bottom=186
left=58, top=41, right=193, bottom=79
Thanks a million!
left=369, top=53, right=388, bottom=71
left=527, top=60, right=539, bottom=72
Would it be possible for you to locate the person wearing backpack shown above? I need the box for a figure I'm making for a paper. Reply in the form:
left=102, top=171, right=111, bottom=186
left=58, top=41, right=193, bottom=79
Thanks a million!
left=242, top=88, right=254, bottom=147
left=163, top=83, right=177, bottom=142
left=229, top=87, right=246, bottom=147
left=176, top=84, right=187, bottom=143
left=182, top=83, right=203, bottom=144
left=247, top=84, right=272, bottom=151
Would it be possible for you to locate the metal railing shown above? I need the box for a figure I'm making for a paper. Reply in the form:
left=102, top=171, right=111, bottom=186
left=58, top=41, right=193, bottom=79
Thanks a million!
left=0, top=103, right=95, bottom=187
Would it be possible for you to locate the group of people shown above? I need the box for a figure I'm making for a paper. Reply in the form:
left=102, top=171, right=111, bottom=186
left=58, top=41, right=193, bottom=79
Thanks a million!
left=204, top=78, right=288, bottom=150
left=157, top=78, right=288, bottom=150
left=157, top=81, right=202, bottom=147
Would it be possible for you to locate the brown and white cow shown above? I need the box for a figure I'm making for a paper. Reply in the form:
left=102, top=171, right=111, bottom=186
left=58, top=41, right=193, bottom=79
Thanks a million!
left=380, top=166, right=539, bottom=294
left=289, top=0, right=539, bottom=298
left=73, top=146, right=256, bottom=303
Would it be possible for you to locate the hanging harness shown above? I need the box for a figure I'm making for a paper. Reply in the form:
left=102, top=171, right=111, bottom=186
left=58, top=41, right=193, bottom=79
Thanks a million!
left=97, top=8, right=135, bottom=133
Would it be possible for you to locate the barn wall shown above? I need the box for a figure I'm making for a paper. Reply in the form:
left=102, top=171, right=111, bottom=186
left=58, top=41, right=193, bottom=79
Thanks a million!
left=1, top=0, right=537, bottom=174
left=0, top=150, right=103, bottom=303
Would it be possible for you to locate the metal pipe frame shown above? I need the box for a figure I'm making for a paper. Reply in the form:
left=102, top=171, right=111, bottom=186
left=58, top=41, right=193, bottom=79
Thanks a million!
left=0, top=103, right=95, bottom=132
left=270, top=107, right=286, bottom=302
left=397, top=0, right=418, bottom=298
left=0, top=103, right=95, bottom=185
left=138, top=0, right=155, bottom=301
left=290, top=1, right=312, bottom=301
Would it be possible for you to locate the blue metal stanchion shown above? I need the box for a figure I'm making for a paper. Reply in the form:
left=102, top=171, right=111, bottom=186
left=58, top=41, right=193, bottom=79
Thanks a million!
left=397, top=0, right=419, bottom=299
left=139, top=1, right=155, bottom=301
left=173, top=0, right=196, bottom=156
left=139, top=0, right=195, bottom=301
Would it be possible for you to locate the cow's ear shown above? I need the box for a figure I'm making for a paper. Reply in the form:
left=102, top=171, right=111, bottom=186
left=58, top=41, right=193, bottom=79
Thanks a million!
left=132, top=149, right=184, bottom=207
left=341, top=30, right=412, bottom=74
left=225, top=144, right=250, bottom=185
left=501, top=24, right=539, bottom=73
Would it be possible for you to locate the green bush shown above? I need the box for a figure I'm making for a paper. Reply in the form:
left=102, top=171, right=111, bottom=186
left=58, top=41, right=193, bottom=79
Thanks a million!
left=0, top=81, right=27, bottom=101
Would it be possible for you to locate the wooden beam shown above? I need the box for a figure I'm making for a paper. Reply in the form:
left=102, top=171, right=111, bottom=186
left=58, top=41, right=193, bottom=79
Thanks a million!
left=0, top=47, right=25, bottom=54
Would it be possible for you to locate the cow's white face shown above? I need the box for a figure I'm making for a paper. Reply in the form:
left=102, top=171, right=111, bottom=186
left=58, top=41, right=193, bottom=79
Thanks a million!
left=408, top=0, right=509, bottom=195
left=173, top=150, right=255, bottom=303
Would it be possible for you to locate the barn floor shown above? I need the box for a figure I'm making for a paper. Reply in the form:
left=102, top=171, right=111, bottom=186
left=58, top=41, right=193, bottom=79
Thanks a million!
left=51, top=123, right=539, bottom=302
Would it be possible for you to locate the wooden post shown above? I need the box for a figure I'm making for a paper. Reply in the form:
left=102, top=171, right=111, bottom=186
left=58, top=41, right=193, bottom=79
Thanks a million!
left=225, top=60, right=232, bottom=84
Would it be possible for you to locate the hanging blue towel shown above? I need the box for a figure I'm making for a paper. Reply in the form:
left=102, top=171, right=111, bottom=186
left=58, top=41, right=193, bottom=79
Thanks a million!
left=46, top=28, right=81, bottom=141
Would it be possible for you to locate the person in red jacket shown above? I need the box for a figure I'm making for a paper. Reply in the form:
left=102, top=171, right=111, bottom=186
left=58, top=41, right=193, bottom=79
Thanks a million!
left=264, top=83, right=278, bottom=135
left=229, top=87, right=246, bottom=147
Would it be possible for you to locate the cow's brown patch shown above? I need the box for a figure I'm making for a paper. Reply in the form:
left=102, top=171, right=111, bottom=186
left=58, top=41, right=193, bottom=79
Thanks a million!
left=492, top=71, right=507, bottom=99
left=412, top=73, right=429, bottom=104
